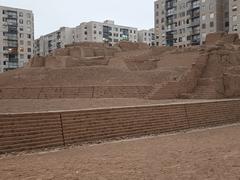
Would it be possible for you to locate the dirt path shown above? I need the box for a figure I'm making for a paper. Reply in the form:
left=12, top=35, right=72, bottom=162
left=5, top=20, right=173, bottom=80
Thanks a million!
left=0, top=124, right=240, bottom=180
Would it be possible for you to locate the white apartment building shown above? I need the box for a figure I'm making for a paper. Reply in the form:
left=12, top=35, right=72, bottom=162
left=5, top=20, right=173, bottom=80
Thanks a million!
left=74, top=20, right=138, bottom=46
left=154, top=0, right=229, bottom=47
left=34, top=20, right=138, bottom=56
left=34, top=27, right=75, bottom=56
left=229, top=0, right=240, bottom=35
left=0, top=6, right=34, bottom=72
left=138, top=29, right=155, bottom=46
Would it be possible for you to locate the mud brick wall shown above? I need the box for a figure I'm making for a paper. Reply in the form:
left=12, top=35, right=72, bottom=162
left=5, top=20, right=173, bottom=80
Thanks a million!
left=0, top=86, right=152, bottom=99
left=186, top=100, right=240, bottom=128
left=61, top=105, right=188, bottom=145
left=0, top=100, right=240, bottom=153
left=0, top=113, right=63, bottom=154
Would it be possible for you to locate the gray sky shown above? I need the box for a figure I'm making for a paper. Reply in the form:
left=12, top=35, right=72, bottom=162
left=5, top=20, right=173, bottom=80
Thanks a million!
left=0, top=0, right=155, bottom=38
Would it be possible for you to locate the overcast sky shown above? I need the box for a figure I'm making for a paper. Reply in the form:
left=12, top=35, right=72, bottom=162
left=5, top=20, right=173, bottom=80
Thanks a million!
left=0, top=0, right=155, bottom=38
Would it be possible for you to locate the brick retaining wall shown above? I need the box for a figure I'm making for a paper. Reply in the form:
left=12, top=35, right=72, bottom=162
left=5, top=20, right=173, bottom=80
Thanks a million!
left=0, top=99, right=239, bottom=153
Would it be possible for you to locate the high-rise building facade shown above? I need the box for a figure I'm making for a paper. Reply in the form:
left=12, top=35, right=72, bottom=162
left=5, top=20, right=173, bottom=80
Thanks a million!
left=74, top=20, right=138, bottom=46
left=138, top=29, right=155, bottom=46
left=229, top=0, right=240, bottom=35
left=34, top=20, right=138, bottom=56
left=34, top=27, right=75, bottom=56
left=154, top=0, right=229, bottom=47
left=0, top=6, right=34, bottom=72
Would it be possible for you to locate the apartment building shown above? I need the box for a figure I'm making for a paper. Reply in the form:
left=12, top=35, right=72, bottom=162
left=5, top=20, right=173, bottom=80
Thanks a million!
left=34, top=27, right=75, bottom=56
left=138, top=29, right=155, bottom=46
left=0, top=6, right=34, bottom=72
left=74, top=20, right=138, bottom=46
left=154, top=0, right=229, bottom=47
left=229, top=0, right=240, bottom=35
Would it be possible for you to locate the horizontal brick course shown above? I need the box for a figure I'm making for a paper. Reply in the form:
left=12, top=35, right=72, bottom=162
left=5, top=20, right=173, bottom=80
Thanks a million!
left=0, top=99, right=239, bottom=154
left=0, top=86, right=152, bottom=99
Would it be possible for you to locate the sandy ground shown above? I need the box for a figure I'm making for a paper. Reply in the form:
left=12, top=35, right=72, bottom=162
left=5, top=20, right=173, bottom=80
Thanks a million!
left=0, top=98, right=231, bottom=114
left=0, top=124, right=240, bottom=180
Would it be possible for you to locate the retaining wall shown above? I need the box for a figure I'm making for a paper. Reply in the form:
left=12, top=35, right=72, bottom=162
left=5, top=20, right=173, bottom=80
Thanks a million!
left=0, top=99, right=240, bottom=153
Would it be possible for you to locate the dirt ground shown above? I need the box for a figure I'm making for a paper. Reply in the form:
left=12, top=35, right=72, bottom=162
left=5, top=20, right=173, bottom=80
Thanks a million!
left=0, top=98, right=225, bottom=114
left=0, top=124, right=240, bottom=180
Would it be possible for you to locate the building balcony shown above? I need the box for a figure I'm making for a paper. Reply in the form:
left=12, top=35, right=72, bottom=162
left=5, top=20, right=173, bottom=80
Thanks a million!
left=6, top=62, right=19, bottom=69
left=187, top=1, right=200, bottom=10
left=166, top=10, right=176, bottom=16
left=190, top=30, right=200, bottom=35
left=166, top=3, right=177, bottom=10
left=191, top=39, right=201, bottom=45
left=7, top=15, right=17, bottom=19
left=190, top=19, right=200, bottom=27
left=191, top=12, right=200, bottom=18
left=3, top=36, right=18, bottom=41
left=166, top=27, right=174, bottom=32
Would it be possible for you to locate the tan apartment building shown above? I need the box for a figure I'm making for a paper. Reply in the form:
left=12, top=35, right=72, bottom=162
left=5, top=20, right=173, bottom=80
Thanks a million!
left=138, top=29, right=155, bottom=46
left=34, top=27, right=75, bottom=56
left=74, top=20, right=138, bottom=46
left=154, top=0, right=229, bottom=47
left=229, top=0, right=240, bottom=35
left=0, top=6, right=34, bottom=72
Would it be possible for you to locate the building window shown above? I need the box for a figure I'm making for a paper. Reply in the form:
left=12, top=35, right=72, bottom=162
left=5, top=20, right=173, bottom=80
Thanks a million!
left=202, top=15, right=206, bottom=21
left=27, top=48, right=31, bottom=52
left=202, top=33, right=207, bottom=40
left=210, top=13, right=214, bottom=19
left=202, top=23, right=206, bottom=29
left=232, top=5, right=237, bottom=11
left=27, top=20, right=31, bottom=25
left=20, top=54, right=24, bottom=59
left=210, top=21, right=214, bottom=28
left=27, top=34, right=31, bottom=39
left=27, top=41, right=31, bottom=46
left=27, top=27, right=31, bottom=32
left=19, top=33, right=24, bottom=38
left=19, top=19, right=24, bottom=24
left=233, top=15, right=237, bottom=21
left=27, top=13, right=31, bottom=18
left=19, top=12, right=23, bottom=17
left=19, top=27, right=24, bottom=31
left=233, top=25, right=238, bottom=31
left=20, top=40, right=24, bottom=45
left=27, top=55, right=31, bottom=59
left=19, top=47, right=24, bottom=52
left=225, top=22, right=229, bottom=28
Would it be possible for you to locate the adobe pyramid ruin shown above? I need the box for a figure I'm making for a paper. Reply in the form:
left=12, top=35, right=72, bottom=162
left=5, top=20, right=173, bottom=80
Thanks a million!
left=0, top=33, right=240, bottom=100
